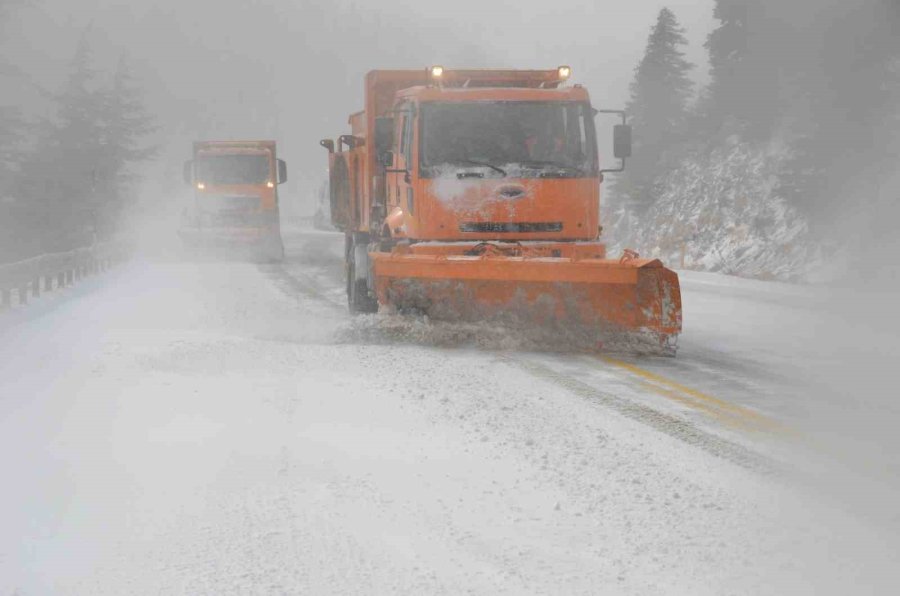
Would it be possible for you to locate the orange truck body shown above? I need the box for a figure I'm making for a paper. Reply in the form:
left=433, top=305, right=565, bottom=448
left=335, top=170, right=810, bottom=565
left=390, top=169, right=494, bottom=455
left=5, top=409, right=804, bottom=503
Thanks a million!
left=323, top=69, right=682, bottom=352
left=181, top=140, right=286, bottom=261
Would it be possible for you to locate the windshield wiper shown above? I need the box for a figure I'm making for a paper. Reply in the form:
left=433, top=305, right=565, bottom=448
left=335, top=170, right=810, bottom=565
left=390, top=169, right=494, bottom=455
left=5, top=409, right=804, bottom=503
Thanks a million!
left=457, top=158, right=507, bottom=176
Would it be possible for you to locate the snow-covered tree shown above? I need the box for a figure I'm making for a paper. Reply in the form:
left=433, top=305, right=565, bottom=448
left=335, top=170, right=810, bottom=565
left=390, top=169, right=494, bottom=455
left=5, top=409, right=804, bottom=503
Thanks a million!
left=614, top=7, right=694, bottom=213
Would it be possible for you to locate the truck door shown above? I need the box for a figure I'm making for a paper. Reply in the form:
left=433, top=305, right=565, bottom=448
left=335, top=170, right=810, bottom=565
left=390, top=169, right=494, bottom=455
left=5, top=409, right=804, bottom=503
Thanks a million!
left=389, top=104, right=416, bottom=221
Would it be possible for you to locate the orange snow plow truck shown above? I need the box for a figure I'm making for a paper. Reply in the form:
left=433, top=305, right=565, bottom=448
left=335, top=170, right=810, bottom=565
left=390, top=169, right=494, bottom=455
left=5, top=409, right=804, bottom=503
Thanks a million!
left=321, top=67, right=682, bottom=353
left=181, top=140, right=287, bottom=261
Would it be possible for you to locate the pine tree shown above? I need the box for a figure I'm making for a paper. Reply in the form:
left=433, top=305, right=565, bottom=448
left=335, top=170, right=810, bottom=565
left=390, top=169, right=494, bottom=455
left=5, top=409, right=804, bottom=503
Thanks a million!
left=8, top=33, right=158, bottom=254
left=777, top=1, right=900, bottom=221
left=13, top=33, right=107, bottom=251
left=615, top=8, right=694, bottom=213
left=0, top=0, right=28, bottom=193
left=94, top=55, right=158, bottom=236
left=703, top=0, right=749, bottom=132
left=702, top=0, right=787, bottom=139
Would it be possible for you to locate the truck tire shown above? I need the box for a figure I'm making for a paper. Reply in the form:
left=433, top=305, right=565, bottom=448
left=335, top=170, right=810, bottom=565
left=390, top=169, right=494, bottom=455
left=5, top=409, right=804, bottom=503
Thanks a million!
left=256, top=232, right=284, bottom=263
left=346, top=234, right=378, bottom=314
left=265, top=235, right=285, bottom=263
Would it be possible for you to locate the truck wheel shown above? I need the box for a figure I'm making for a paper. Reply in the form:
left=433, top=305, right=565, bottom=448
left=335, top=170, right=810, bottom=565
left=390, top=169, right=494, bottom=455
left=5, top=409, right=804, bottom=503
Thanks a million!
left=347, top=235, right=378, bottom=314
left=258, top=233, right=284, bottom=263
left=268, top=238, right=285, bottom=262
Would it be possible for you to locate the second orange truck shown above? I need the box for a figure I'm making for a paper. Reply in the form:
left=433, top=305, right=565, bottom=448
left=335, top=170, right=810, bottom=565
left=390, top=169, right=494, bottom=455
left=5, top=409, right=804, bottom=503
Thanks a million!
left=181, top=140, right=287, bottom=261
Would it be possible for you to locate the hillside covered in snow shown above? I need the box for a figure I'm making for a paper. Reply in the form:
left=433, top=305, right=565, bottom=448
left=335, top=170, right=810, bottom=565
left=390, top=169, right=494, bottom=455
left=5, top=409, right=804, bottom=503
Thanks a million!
left=606, top=139, right=842, bottom=283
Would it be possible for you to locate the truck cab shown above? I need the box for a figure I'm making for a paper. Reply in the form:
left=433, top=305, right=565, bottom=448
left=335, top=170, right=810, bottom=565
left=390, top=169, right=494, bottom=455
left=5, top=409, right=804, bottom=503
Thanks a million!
left=381, top=83, right=602, bottom=243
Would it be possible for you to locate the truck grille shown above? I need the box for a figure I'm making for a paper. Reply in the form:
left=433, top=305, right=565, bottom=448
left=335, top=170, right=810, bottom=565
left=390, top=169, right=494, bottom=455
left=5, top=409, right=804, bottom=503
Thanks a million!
left=202, top=195, right=262, bottom=226
left=459, top=222, right=563, bottom=233
left=210, top=196, right=261, bottom=210
left=211, top=211, right=262, bottom=226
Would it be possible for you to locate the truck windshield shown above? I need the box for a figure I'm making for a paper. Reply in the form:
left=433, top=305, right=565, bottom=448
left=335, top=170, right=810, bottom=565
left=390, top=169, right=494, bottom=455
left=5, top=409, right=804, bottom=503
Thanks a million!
left=420, top=101, right=596, bottom=177
left=195, top=154, right=271, bottom=185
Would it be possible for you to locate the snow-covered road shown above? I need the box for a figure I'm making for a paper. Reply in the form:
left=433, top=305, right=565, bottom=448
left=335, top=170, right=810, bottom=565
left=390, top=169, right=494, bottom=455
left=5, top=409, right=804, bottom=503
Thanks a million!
left=1, top=229, right=898, bottom=594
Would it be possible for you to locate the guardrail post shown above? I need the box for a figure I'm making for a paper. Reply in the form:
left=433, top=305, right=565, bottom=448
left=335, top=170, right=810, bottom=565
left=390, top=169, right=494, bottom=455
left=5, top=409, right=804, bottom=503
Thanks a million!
left=32, top=278, right=40, bottom=298
left=45, top=275, right=53, bottom=292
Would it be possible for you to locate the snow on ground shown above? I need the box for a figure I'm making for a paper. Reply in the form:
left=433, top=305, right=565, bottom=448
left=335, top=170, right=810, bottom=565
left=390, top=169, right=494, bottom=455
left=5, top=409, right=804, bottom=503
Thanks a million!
left=1, top=230, right=898, bottom=594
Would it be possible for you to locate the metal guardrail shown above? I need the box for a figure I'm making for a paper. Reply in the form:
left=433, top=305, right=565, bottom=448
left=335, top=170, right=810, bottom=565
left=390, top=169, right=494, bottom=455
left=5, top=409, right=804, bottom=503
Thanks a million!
left=0, top=241, right=127, bottom=309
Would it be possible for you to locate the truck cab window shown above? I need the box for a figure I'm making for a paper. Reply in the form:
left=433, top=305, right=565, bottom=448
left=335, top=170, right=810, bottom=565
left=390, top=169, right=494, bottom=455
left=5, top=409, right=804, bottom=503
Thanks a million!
left=399, top=109, right=413, bottom=164
left=195, top=154, right=270, bottom=185
left=402, top=111, right=414, bottom=164
left=420, top=101, right=596, bottom=177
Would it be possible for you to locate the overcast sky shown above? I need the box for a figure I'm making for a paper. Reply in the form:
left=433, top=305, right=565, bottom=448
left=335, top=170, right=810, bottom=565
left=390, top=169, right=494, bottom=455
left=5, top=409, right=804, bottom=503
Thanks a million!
left=3, top=0, right=715, bottom=208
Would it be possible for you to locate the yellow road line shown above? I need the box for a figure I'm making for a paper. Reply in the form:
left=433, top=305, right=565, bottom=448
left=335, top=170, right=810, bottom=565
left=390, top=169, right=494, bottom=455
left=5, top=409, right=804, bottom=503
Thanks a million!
left=635, top=380, right=755, bottom=432
left=599, top=355, right=790, bottom=435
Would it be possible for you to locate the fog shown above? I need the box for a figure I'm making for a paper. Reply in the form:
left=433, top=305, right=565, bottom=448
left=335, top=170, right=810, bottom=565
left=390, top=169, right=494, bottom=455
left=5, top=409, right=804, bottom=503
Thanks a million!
left=3, top=0, right=714, bottom=213
left=2, top=0, right=900, bottom=593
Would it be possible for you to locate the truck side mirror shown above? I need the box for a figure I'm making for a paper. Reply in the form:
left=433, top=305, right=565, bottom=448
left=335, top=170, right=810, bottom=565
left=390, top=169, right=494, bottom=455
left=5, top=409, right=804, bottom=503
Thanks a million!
left=613, top=124, right=632, bottom=159
left=319, top=139, right=334, bottom=153
left=277, top=159, right=287, bottom=184
left=183, top=160, right=193, bottom=185
left=340, top=135, right=362, bottom=151
left=380, top=150, right=394, bottom=168
left=375, top=117, right=394, bottom=158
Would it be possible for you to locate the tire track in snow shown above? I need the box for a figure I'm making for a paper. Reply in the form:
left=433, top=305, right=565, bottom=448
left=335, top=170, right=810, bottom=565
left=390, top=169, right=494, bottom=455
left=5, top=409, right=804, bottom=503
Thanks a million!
left=506, top=355, right=784, bottom=476
left=259, top=262, right=345, bottom=311
left=596, top=355, right=794, bottom=436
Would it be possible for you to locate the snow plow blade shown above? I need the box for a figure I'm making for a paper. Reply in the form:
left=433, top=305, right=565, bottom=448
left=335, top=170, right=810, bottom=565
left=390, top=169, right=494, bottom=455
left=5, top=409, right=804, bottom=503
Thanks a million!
left=371, top=245, right=682, bottom=353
